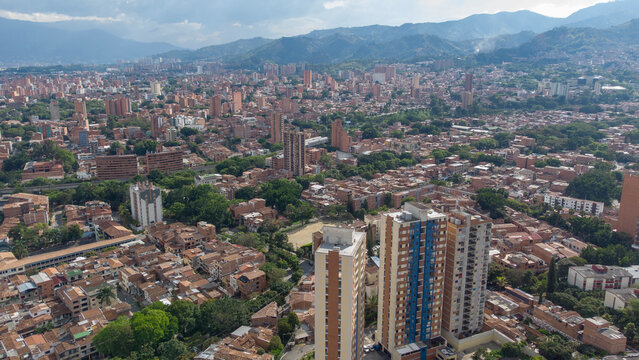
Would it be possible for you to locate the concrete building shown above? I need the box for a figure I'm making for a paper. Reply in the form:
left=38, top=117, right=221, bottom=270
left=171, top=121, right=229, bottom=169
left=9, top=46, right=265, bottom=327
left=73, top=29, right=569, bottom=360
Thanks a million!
left=105, top=96, right=131, bottom=117
left=270, top=112, right=284, bottom=144
left=604, top=288, right=639, bottom=310
left=95, top=154, right=138, bottom=180
left=209, top=95, right=222, bottom=119
left=331, top=119, right=352, bottom=153
left=568, top=265, right=633, bottom=291
left=376, top=202, right=448, bottom=360
left=129, top=181, right=162, bottom=227
left=442, top=210, right=492, bottom=338
left=543, top=193, right=604, bottom=216
left=304, top=70, right=312, bottom=89
left=232, top=91, right=243, bottom=113
left=618, top=172, right=639, bottom=247
left=315, top=226, right=366, bottom=360
left=284, top=129, right=306, bottom=176
left=145, top=150, right=184, bottom=174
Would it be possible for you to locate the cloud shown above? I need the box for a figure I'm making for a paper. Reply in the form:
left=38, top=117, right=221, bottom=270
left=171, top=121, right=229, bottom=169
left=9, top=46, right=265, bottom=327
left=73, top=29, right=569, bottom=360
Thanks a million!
left=0, top=9, right=124, bottom=23
left=267, top=16, right=326, bottom=37
left=323, top=1, right=346, bottom=10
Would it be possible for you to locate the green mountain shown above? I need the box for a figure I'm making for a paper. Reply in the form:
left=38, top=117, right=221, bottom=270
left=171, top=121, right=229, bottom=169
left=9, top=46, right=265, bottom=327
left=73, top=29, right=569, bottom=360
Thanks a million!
left=0, top=18, right=179, bottom=66
left=478, top=19, right=639, bottom=63
left=158, top=37, right=272, bottom=61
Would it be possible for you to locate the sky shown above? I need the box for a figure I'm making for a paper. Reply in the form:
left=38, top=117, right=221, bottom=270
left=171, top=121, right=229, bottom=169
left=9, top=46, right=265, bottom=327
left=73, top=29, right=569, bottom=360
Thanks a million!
left=0, top=0, right=613, bottom=49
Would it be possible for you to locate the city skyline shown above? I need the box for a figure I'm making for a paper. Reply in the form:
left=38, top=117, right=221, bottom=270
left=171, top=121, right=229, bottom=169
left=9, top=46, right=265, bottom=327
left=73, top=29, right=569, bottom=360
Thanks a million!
left=0, top=0, right=613, bottom=48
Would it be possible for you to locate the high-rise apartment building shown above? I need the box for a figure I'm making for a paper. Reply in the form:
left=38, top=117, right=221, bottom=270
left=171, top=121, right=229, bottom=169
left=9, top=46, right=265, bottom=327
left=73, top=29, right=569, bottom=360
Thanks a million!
left=442, top=210, right=492, bottom=338
left=377, top=202, right=448, bottom=360
left=270, top=112, right=284, bottom=144
left=150, top=81, right=162, bottom=96
left=209, top=95, right=222, bottom=118
left=130, top=181, right=162, bottom=227
left=145, top=150, right=184, bottom=174
left=74, top=99, right=87, bottom=116
left=150, top=115, right=163, bottom=139
left=49, top=101, right=60, bottom=121
left=284, top=129, right=306, bottom=176
left=95, top=154, right=138, bottom=181
left=105, top=96, right=132, bottom=117
left=461, top=91, right=474, bottom=110
left=315, top=226, right=366, bottom=360
left=331, top=119, right=352, bottom=153
left=304, top=70, right=313, bottom=89
left=618, top=172, right=639, bottom=248
left=232, top=91, right=243, bottom=113
left=464, top=73, right=474, bottom=92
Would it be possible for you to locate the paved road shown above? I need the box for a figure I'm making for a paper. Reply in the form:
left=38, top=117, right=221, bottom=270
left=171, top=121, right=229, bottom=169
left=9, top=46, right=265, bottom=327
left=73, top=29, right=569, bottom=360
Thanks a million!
left=281, top=344, right=314, bottom=360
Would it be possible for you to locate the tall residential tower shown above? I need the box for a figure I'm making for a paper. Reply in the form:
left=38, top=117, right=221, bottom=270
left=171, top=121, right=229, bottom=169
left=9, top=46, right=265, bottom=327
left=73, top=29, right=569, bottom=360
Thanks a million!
left=377, top=202, right=448, bottom=360
left=315, top=226, right=366, bottom=360
left=442, top=210, right=492, bottom=338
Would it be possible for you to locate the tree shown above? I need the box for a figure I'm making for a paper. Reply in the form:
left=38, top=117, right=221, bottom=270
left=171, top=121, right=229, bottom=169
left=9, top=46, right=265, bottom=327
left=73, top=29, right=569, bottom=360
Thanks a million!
left=285, top=201, right=316, bottom=224
left=472, top=348, right=487, bottom=360
left=547, top=257, right=557, bottom=294
left=500, top=342, right=524, bottom=358
left=565, top=168, right=620, bottom=205
left=197, top=298, right=250, bottom=336
left=98, top=286, right=116, bottom=307
left=496, top=276, right=507, bottom=290
left=475, top=188, right=509, bottom=219
left=157, top=339, right=188, bottom=360
left=130, top=309, right=176, bottom=348
left=260, top=179, right=303, bottom=212
left=93, top=317, right=136, bottom=357
left=267, top=335, right=283, bottom=352
left=166, top=300, right=200, bottom=336
left=287, top=312, right=300, bottom=328
left=538, top=336, right=573, bottom=360
left=235, top=186, right=256, bottom=201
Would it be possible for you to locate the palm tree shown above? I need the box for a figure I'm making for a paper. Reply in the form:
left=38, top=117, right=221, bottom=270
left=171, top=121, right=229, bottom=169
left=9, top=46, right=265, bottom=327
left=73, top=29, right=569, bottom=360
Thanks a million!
left=97, top=285, right=116, bottom=307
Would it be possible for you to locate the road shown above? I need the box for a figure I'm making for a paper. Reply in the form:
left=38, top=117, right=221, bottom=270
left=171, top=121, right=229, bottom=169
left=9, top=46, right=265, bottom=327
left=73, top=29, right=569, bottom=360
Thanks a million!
left=280, top=344, right=314, bottom=360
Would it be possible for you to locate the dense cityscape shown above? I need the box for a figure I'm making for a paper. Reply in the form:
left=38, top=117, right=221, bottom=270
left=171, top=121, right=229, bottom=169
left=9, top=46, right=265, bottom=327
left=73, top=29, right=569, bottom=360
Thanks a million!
left=2, top=1, right=639, bottom=360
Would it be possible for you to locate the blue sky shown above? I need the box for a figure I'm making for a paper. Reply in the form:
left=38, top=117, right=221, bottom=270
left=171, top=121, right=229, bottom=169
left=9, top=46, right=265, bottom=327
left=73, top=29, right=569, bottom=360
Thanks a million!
left=0, top=0, right=612, bottom=48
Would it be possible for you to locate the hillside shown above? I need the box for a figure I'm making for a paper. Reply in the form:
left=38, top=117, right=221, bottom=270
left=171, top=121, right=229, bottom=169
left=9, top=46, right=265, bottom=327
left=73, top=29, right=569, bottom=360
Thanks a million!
left=0, top=18, right=179, bottom=66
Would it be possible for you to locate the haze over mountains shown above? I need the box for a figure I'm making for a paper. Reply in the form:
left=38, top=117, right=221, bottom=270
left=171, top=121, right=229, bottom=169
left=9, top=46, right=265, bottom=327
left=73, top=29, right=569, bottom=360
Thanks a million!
left=2, top=0, right=639, bottom=67
left=0, top=18, right=179, bottom=66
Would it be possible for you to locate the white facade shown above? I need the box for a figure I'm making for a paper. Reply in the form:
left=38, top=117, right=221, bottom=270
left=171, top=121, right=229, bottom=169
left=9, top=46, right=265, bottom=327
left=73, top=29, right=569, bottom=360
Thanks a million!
left=315, top=226, right=366, bottom=360
left=543, top=193, right=604, bottom=216
left=567, top=265, right=632, bottom=291
left=130, top=182, right=163, bottom=227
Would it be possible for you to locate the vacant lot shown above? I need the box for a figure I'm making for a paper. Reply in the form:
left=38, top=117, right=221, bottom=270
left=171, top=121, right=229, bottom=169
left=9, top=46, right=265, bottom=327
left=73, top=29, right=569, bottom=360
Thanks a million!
left=287, top=221, right=338, bottom=249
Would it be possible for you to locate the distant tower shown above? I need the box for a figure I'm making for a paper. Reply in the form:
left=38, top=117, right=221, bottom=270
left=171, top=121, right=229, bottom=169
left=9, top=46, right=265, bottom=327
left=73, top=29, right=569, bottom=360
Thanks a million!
left=270, top=112, right=284, bottom=144
left=464, top=73, right=474, bottom=92
left=49, top=101, right=60, bottom=121
left=331, top=119, right=352, bottom=153
left=618, top=172, right=639, bottom=248
left=284, top=129, right=306, bottom=176
left=209, top=95, right=222, bottom=119
left=232, top=91, right=243, bottom=113
left=304, top=70, right=313, bottom=89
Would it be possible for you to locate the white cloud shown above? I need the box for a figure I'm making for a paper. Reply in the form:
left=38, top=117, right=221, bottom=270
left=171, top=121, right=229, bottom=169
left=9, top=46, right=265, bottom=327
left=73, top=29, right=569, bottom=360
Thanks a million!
left=232, top=22, right=242, bottom=27
left=267, top=16, right=326, bottom=37
left=323, top=1, right=346, bottom=10
left=0, top=9, right=124, bottom=23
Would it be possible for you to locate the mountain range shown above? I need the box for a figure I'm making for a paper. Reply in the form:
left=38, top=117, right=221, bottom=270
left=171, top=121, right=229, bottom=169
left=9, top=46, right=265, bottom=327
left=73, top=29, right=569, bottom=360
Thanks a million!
left=157, top=0, right=639, bottom=66
left=2, top=0, right=639, bottom=66
left=0, top=18, right=179, bottom=66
